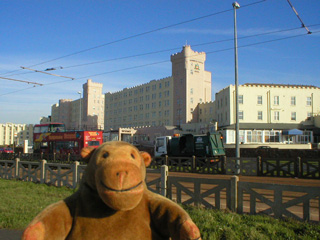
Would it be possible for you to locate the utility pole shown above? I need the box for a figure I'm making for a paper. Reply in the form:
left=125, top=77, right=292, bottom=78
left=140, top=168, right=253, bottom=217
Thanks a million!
left=233, top=2, right=241, bottom=174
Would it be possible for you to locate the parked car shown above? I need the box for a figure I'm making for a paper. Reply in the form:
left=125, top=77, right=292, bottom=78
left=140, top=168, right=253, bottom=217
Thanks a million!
left=257, top=146, right=271, bottom=149
left=0, top=147, right=14, bottom=153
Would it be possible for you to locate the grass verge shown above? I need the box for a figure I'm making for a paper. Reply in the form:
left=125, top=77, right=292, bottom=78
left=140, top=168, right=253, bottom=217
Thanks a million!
left=1, top=179, right=319, bottom=239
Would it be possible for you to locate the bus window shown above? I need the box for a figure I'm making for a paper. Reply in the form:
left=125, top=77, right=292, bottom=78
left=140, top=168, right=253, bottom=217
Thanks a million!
left=34, top=127, right=41, bottom=133
left=51, top=124, right=66, bottom=132
left=41, top=126, right=49, bottom=133
left=88, top=141, right=100, bottom=146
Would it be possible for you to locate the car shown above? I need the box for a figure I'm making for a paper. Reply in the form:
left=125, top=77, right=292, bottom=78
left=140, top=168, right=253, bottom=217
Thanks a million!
left=0, top=147, right=14, bottom=153
left=257, top=146, right=271, bottom=149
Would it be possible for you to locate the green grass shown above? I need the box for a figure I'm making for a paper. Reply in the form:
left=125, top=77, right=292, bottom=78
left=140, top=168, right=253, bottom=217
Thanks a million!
left=1, top=179, right=319, bottom=239
left=0, top=179, right=76, bottom=229
left=185, top=205, right=320, bottom=239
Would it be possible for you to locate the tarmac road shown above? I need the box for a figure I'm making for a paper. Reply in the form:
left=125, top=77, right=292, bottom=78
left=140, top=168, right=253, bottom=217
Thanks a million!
left=0, top=229, right=22, bottom=240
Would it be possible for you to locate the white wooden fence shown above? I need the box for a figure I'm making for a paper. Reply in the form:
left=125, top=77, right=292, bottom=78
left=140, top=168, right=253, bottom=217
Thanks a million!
left=1, top=159, right=319, bottom=222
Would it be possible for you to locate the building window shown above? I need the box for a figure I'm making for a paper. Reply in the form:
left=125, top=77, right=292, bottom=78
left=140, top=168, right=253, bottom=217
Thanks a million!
left=274, top=111, right=280, bottom=121
left=306, top=97, right=312, bottom=106
left=274, top=96, right=279, bottom=105
left=239, top=111, right=244, bottom=120
left=291, top=96, right=296, bottom=106
left=190, top=98, right=193, bottom=104
left=291, top=112, right=296, bottom=121
left=257, top=95, right=262, bottom=105
left=238, top=95, right=243, bottom=104
left=190, top=88, right=193, bottom=94
left=258, top=111, right=263, bottom=120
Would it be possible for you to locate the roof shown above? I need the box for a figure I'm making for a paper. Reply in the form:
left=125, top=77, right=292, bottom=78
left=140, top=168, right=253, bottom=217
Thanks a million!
left=242, top=83, right=319, bottom=89
left=220, top=123, right=318, bottom=131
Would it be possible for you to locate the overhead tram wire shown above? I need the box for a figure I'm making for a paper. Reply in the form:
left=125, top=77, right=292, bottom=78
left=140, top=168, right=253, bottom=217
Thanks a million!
left=0, top=76, right=43, bottom=86
left=1, top=29, right=318, bottom=97
left=59, top=24, right=319, bottom=70
left=0, top=0, right=267, bottom=77
left=5, top=22, right=319, bottom=78
left=36, top=30, right=320, bottom=87
left=286, top=0, right=311, bottom=34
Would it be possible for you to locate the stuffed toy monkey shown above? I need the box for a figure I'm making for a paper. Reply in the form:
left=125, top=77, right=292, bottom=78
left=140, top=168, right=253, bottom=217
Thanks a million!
left=22, top=141, right=201, bottom=240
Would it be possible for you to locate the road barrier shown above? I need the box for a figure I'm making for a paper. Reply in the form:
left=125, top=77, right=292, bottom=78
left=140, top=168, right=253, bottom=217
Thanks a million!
left=1, top=159, right=319, bottom=222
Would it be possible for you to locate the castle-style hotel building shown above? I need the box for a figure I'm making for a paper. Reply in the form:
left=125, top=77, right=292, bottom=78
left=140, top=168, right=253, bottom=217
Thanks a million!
left=104, top=45, right=212, bottom=130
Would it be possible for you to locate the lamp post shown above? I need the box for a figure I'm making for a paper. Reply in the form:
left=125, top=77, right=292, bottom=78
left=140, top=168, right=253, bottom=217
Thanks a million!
left=233, top=2, right=240, bottom=174
left=78, top=91, right=82, bottom=130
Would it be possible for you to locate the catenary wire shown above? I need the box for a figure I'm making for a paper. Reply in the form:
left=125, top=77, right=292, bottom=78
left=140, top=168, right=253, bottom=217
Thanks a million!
left=6, top=23, right=319, bottom=78
left=0, top=0, right=267, bottom=77
left=1, top=29, right=318, bottom=97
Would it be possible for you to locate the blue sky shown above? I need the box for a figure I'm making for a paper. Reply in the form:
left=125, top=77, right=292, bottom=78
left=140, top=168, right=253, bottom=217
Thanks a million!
left=1, top=0, right=319, bottom=124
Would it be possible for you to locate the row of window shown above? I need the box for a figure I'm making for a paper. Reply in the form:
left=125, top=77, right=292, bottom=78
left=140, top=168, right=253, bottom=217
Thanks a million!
left=107, top=110, right=171, bottom=121
left=239, top=111, right=308, bottom=121
left=107, top=100, right=171, bottom=115
left=109, top=81, right=171, bottom=101
left=109, top=119, right=171, bottom=129
left=240, top=95, right=312, bottom=106
left=227, top=130, right=312, bottom=144
left=218, top=111, right=312, bottom=123
left=107, top=91, right=170, bottom=108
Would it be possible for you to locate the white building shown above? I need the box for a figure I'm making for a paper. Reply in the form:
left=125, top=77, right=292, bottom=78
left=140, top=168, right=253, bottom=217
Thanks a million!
left=214, top=83, right=320, bottom=145
left=51, top=79, right=105, bottom=130
left=104, top=45, right=212, bottom=130
left=0, top=123, right=34, bottom=147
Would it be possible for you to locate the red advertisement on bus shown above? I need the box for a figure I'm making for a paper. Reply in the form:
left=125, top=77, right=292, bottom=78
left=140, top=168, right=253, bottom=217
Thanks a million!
left=33, top=131, right=103, bottom=155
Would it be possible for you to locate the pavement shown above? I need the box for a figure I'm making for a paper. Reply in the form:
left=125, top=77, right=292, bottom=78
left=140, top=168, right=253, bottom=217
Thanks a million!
left=0, top=229, right=23, bottom=240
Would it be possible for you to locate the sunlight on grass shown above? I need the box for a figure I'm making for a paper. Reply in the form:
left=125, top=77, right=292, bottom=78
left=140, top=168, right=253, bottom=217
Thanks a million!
left=0, top=179, right=319, bottom=239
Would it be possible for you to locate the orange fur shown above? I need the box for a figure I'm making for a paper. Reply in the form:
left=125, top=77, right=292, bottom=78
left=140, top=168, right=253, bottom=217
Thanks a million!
left=22, top=141, right=201, bottom=240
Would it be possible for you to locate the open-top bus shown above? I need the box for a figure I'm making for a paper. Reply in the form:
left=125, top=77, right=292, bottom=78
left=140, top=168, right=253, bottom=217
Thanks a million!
left=33, top=122, right=66, bottom=133
left=33, top=130, right=103, bottom=155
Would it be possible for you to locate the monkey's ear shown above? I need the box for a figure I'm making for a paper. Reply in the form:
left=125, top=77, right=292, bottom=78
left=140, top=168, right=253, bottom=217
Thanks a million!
left=140, top=151, right=152, bottom=167
left=81, top=147, right=96, bottom=163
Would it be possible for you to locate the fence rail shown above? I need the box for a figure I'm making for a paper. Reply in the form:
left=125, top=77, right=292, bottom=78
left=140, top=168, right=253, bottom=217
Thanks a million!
left=1, top=153, right=319, bottom=179
left=1, top=159, right=319, bottom=222
left=151, top=156, right=320, bottom=179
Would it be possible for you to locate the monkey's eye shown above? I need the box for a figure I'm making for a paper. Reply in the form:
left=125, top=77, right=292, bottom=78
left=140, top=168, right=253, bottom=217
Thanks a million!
left=131, top=153, right=135, bottom=159
left=103, top=152, right=109, bottom=158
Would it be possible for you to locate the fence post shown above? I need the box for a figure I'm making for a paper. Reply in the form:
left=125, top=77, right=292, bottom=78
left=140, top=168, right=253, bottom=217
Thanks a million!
left=192, top=156, right=196, bottom=173
left=40, top=160, right=47, bottom=184
left=230, top=175, right=239, bottom=212
left=298, top=157, right=303, bottom=178
left=14, top=158, right=20, bottom=179
left=257, top=156, right=262, bottom=176
left=161, top=165, right=168, bottom=197
left=221, top=156, right=227, bottom=174
left=165, top=155, right=169, bottom=166
left=73, top=161, right=79, bottom=189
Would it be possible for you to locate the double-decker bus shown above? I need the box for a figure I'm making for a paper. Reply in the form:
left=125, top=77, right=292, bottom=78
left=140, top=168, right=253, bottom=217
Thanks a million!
left=33, top=123, right=66, bottom=133
left=33, top=130, right=103, bottom=155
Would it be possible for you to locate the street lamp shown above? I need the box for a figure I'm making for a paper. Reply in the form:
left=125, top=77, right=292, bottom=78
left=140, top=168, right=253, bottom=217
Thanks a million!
left=233, top=2, right=240, bottom=174
left=78, top=91, right=82, bottom=130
